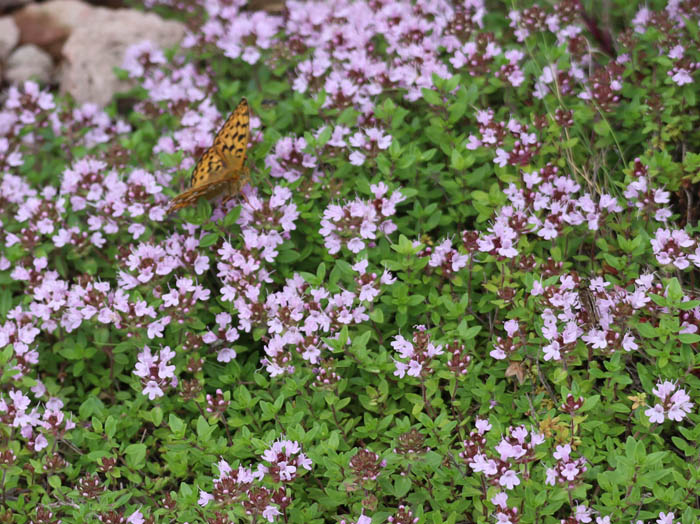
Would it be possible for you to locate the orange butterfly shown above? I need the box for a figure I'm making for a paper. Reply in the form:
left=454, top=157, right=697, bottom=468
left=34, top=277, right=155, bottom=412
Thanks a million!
left=167, top=98, right=250, bottom=213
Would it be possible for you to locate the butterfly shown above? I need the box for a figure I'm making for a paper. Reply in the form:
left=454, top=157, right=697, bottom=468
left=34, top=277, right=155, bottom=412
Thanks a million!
left=578, top=279, right=600, bottom=328
left=167, top=98, right=250, bottom=213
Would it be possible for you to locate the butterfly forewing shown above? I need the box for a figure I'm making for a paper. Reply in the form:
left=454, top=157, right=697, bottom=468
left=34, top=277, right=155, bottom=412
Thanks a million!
left=214, top=98, right=250, bottom=173
left=167, top=98, right=250, bottom=214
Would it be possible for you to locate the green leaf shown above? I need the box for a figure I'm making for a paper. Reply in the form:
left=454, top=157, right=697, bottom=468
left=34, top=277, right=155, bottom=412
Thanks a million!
left=451, top=149, right=466, bottom=170
left=393, top=476, right=412, bottom=497
left=223, top=205, right=242, bottom=227
left=369, top=307, right=384, bottom=323
left=197, top=416, right=214, bottom=442
left=421, top=89, right=442, bottom=106
left=593, top=120, right=610, bottom=136
left=635, top=322, right=657, bottom=338
left=124, top=444, right=147, bottom=469
left=461, top=325, right=482, bottom=340
left=169, top=415, right=185, bottom=438
left=666, top=278, right=683, bottom=303
left=679, top=333, right=700, bottom=344
left=0, top=288, right=11, bottom=318
left=105, top=416, right=117, bottom=439
left=151, top=407, right=163, bottom=427
left=199, top=233, right=219, bottom=248
left=48, top=475, right=62, bottom=489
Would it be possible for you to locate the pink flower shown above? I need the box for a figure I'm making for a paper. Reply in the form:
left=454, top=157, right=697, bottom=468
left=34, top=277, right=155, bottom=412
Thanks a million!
left=645, top=404, right=665, bottom=424
left=656, top=512, right=675, bottom=524
left=498, top=469, right=520, bottom=489
left=133, top=345, right=177, bottom=400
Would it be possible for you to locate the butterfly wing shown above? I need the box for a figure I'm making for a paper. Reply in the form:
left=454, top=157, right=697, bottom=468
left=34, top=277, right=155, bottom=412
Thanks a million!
left=215, top=98, right=251, bottom=206
left=168, top=148, right=225, bottom=213
left=214, top=98, right=250, bottom=174
left=168, top=98, right=250, bottom=214
left=189, top=145, right=224, bottom=188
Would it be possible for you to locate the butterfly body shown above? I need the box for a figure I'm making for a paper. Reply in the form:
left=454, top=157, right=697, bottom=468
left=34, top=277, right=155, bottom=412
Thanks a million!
left=167, top=98, right=250, bottom=213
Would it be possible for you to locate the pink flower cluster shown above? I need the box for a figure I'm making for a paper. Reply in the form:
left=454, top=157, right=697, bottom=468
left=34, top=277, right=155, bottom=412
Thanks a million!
left=545, top=443, right=588, bottom=488
left=644, top=380, right=693, bottom=424
left=265, top=135, right=321, bottom=183
left=119, top=231, right=211, bottom=289
left=490, top=319, right=523, bottom=360
left=391, top=325, right=444, bottom=379
left=133, top=345, right=178, bottom=400
left=235, top=185, right=300, bottom=262
left=482, top=163, right=624, bottom=252
left=424, top=237, right=469, bottom=278
left=530, top=273, right=648, bottom=362
left=490, top=492, right=520, bottom=524
left=0, top=307, right=40, bottom=378
left=340, top=514, right=372, bottom=524
left=462, top=420, right=545, bottom=490
left=203, top=312, right=240, bottom=364
left=651, top=228, right=700, bottom=270
left=0, top=389, right=75, bottom=452
left=184, top=7, right=282, bottom=66
left=461, top=419, right=544, bottom=521
left=320, top=182, right=404, bottom=254
left=632, top=6, right=700, bottom=87
left=347, top=127, right=392, bottom=166
left=259, top=269, right=377, bottom=377
left=58, top=158, right=167, bottom=243
left=207, top=185, right=394, bottom=374
left=286, top=0, right=453, bottom=104
left=259, top=439, right=313, bottom=483
left=198, top=439, right=311, bottom=520
left=1, top=81, right=129, bottom=172
left=623, top=158, right=672, bottom=223
left=160, top=276, right=211, bottom=323
left=467, top=109, right=541, bottom=168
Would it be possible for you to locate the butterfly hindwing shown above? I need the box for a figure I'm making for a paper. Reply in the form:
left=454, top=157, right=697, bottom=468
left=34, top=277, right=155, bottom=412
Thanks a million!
left=168, top=98, right=250, bottom=214
left=167, top=178, right=229, bottom=212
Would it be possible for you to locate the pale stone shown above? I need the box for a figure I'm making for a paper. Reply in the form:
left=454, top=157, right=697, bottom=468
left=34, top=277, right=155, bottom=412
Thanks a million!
left=60, top=7, right=185, bottom=106
left=0, top=16, right=19, bottom=61
left=4, top=44, right=54, bottom=84
left=13, top=0, right=91, bottom=59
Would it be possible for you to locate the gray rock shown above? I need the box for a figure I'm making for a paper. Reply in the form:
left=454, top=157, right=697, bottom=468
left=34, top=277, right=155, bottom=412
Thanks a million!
left=0, top=16, right=19, bottom=61
left=5, top=44, right=54, bottom=84
left=12, top=0, right=96, bottom=59
left=60, top=7, right=185, bottom=106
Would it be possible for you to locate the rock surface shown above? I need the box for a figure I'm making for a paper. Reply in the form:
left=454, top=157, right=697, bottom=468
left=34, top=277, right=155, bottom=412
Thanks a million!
left=13, top=0, right=90, bottom=59
left=7, top=0, right=185, bottom=106
left=0, top=16, right=19, bottom=61
left=5, top=43, right=54, bottom=83
left=60, top=7, right=185, bottom=105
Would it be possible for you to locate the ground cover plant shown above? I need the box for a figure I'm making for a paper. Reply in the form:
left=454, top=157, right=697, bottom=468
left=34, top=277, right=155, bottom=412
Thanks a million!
left=0, top=0, right=699, bottom=522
